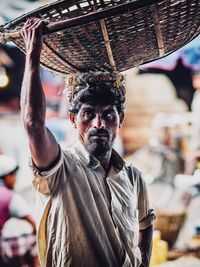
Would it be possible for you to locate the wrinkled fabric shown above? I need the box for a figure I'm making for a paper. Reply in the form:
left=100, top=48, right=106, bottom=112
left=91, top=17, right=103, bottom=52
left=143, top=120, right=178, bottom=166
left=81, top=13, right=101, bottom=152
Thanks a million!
left=31, top=142, right=155, bottom=267
left=0, top=232, right=37, bottom=264
left=0, top=185, right=13, bottom=233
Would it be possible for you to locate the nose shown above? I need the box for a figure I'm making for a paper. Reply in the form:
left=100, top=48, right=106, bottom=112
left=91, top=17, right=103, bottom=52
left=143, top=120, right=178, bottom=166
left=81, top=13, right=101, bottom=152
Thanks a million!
left=93, top=114, right=105, bottom=129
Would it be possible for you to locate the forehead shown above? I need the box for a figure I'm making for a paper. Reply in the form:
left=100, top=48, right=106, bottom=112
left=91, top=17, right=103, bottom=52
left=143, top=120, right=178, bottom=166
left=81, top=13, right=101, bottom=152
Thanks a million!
left=80, top=103, right=117, bottom=111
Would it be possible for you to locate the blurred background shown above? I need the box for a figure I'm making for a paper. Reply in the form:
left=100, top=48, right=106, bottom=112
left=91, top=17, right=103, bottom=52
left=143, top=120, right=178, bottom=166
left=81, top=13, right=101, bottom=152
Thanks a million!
left=1, top=0, right=200, bottom=266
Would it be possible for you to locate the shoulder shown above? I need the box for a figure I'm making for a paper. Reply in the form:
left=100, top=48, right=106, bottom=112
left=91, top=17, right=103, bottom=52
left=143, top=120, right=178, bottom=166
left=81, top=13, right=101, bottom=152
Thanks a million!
left=0, top=186, right=13, bottom=204
left=9, top=193, right=30, bottom=218
left=124, top=162, right=142, bottom=181
left=63, top=145, right=84, bottom=167
left=0, top=185, right=13, bottom=195
left=124, top=162, right=146, bottom=191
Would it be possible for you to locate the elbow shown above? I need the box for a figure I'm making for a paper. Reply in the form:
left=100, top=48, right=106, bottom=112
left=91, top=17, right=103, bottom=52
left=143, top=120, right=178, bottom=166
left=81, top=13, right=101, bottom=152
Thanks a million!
left=23, top=116, right=45, bottom=135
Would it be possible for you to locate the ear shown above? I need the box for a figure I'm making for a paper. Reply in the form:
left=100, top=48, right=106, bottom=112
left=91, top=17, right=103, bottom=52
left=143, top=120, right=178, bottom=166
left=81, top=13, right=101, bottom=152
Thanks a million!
left=119, top=112, right=124, bottom=128
left=69, top=113, right=76, bottom=128
left=69, top=113, right=75, bottom=123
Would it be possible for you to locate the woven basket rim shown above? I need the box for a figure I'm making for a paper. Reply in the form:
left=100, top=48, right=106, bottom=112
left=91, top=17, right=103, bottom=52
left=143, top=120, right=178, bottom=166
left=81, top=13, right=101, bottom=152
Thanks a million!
left=2, top=0, right=162, bottom=31
left=0, top=0, right=199, bottom=76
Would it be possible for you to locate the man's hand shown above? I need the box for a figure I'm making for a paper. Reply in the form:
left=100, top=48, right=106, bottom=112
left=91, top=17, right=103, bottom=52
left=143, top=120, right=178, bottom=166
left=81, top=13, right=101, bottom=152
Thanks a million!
left=20, top=18, right=48, bottom=60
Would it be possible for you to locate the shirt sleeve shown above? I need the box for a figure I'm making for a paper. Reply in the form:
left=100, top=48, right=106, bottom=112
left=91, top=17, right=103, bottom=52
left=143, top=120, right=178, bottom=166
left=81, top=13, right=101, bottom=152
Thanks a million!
left=9, top=193, right=30, bottom=218
left=30, top=147, right=72, bottom=195
left=137, top=174, right=156, bottom=230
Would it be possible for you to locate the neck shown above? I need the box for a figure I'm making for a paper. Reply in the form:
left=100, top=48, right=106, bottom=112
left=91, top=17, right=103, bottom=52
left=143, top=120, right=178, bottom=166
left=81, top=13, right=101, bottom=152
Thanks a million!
left=95, top=150, right=112, bottom=173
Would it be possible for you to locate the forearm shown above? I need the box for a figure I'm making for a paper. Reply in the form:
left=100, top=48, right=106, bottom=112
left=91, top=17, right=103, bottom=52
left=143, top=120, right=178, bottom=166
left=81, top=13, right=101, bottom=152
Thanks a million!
left=21, top=54, right=46, bottom=129
left=139, top=225, right=153, bottom=267
left=20, top=18, right=59, bottom=169
left=21, top=55, right=59, bottom=168
left=20, top=18, right=47, bottom=130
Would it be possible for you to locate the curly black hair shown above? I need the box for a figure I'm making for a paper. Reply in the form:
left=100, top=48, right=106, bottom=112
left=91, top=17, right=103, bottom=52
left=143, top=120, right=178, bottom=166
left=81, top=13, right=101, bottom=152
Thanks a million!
left=67, top=72, right=126, bottom=115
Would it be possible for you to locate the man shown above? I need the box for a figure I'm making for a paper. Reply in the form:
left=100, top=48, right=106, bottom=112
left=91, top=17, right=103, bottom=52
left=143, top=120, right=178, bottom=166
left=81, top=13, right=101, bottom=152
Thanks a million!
left=0, top=154, right=38, bottom=267
left=20, top=18, right=155, bottom=267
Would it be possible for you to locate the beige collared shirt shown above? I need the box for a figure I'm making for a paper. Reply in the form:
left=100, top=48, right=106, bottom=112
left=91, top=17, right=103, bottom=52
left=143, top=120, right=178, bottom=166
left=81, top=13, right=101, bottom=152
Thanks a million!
left=32, top=142, right=155, bottom=267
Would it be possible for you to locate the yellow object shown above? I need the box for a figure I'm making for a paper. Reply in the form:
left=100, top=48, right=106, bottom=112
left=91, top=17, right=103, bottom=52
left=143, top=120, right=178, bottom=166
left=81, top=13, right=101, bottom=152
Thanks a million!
left=150, top=230, right=168, bottom=266
left=196, top=161, right=200, bottom=169
left=0, top=72, right=9, bottom=88
left=189, top=234, right=200, bottom=248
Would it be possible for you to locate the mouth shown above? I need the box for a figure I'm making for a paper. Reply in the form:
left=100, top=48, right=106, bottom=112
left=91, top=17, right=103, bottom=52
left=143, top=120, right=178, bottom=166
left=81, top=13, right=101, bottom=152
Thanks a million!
left=88, top=129, right=110, bottom=142
left=90, top=134, right=108, bottom=140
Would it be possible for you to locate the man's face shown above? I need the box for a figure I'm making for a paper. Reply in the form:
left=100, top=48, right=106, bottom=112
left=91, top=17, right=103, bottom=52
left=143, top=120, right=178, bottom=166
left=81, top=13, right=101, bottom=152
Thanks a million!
left=5, top=173, right=16, bottom=189
left=74, top=103, right=123, bottom=157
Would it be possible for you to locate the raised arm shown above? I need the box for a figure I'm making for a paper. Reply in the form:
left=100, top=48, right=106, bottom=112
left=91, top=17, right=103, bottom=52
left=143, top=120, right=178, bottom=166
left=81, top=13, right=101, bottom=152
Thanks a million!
left=20, top=18, right=59, bottom=170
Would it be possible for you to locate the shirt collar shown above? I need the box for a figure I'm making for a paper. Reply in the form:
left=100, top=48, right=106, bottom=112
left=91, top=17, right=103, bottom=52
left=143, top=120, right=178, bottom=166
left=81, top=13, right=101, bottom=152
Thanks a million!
left=74, top=141, right=125, bottom=173
left=109, top=149, right=125, bottom=174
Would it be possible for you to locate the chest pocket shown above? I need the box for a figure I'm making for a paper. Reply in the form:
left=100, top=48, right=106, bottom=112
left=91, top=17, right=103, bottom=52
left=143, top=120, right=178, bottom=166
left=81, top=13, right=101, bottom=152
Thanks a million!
left=109, top=170, right=139, bottom=249
left=121, top=205, right=139, bottom=247
left=107, top=166, right=141, bottom=249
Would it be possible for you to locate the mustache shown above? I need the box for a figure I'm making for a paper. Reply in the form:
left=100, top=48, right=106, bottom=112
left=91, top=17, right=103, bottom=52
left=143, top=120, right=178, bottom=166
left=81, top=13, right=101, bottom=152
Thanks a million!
left=88, top=128, right=109, bottom=138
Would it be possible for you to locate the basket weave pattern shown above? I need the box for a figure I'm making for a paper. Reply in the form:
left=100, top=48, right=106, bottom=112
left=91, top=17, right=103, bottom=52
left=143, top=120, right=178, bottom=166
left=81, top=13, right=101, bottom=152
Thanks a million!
left=0, top=0, right=199, bottom=76
left=155, top=211, right=186, bottom=248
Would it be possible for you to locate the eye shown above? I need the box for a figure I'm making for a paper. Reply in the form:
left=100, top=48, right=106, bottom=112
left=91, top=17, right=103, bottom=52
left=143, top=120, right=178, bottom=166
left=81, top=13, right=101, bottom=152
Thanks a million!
left=83, top=111, right=95, bottom=120
left=104, top=112, right=116, bottom=122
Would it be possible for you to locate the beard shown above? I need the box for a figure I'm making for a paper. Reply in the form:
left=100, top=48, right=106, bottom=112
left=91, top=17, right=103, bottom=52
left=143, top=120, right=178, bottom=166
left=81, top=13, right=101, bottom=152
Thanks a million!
left=85, top=129, right=112, bottom=157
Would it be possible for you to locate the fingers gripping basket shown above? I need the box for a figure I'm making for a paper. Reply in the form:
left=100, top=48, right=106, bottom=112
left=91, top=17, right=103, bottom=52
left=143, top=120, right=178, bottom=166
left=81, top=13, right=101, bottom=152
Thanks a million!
left=0, top=0, right=200, bottom=76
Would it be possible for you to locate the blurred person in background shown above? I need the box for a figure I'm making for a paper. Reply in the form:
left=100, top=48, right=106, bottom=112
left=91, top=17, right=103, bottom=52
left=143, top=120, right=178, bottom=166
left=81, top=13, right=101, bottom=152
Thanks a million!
left=0, top=155, right=38, bottom=267
left=20, top=18, right=155, bottom=267
left=185, top=70, right=200, bottom=174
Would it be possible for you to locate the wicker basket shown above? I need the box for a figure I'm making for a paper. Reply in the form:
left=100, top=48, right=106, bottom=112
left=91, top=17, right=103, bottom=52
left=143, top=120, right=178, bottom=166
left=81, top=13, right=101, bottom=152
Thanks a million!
left=154, top=210, right=187, bottom=248
left=0, top=0, right=200, bottom=76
